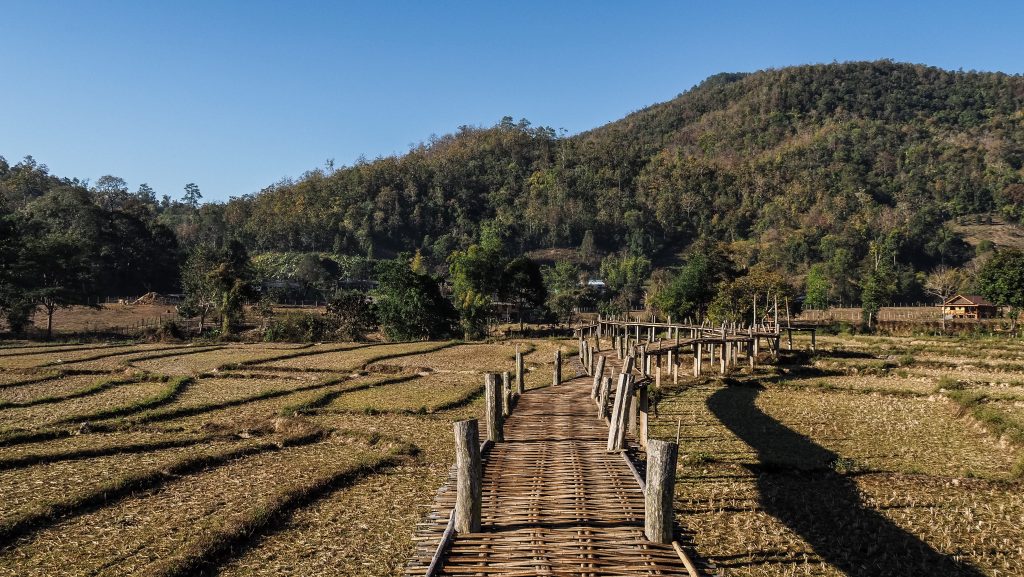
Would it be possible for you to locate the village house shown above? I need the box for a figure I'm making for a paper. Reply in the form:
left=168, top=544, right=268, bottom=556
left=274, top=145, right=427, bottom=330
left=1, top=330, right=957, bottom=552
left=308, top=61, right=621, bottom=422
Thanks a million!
left=940, top=294, right=998, bottom=319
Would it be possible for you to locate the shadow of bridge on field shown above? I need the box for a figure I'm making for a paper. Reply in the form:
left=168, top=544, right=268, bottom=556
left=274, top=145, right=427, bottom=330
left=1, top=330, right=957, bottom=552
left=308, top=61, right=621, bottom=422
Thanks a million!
left=707, top=383, right=985, bottom=577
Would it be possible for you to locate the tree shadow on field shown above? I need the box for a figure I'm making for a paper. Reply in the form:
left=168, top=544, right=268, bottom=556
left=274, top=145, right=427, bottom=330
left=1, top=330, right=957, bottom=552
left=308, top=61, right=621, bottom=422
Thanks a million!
left=707, top=383, right=985, bottom=577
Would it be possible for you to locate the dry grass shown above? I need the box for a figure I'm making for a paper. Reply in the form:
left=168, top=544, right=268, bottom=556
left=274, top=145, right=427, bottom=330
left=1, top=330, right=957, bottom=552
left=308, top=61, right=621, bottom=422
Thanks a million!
left=0, top=437, right=268, bottom=541
left=215, top=463, right=445, bottom=577
left=0, top=374, right=110, bottom=405
left=326, top=372, right=483, bottom=414
left=756, top=388, right=1018, bottom=478
left=27, top=303, right=180, bottom=333
left=0, top=380, right=168, bottom=432
left=258, top=341, right=452, bottom=371
left=23, top=334, right=1024, bottom=576
left=0, top=343, right=150, bottom=369
left=129, top=344, right=310, bottom=375
left=0, top=433, right=403, bottom=577
left=649, top=331, right=1024, bottom=577
left=385, top=342, right=520, bottom=372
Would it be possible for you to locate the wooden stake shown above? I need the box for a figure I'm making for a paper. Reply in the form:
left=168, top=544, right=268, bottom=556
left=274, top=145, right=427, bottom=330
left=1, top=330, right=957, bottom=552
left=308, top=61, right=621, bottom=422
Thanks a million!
left=453, top=419, right=482, bottom=533
left=515, top=346, right=525, bottom=395
left=484, top=373, right=503, bottom=442
left=598, top=376, right=613, bottom=419
left=607, top=373, right=635, bottom=451
left=501, top=371, right=513, bottom=417
left=639, top=382, right=649, bottom=448
left=645, top=439, right=678, bottom=543
left=591, top=355, right=606, bottom=400
left=553, top=349, right=562, bottom=386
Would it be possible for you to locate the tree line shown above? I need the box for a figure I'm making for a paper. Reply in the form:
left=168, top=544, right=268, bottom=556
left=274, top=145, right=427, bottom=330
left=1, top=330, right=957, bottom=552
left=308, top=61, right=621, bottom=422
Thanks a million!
left=4, top=61, right=1024, bottom=338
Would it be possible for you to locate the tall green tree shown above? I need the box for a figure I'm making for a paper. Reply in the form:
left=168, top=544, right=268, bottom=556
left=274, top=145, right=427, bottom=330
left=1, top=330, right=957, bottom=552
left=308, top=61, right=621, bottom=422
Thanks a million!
left=448, top=223, right=506, bottom=339
left=649, top=254, right=718, bottom=321
left=977, top=249, right=1024, bottom=329
left=543, top=260, right=584, bottom=325
left=178, top=246, right=219, bottom=333
left=372, top=259, right=455, bottom=341
left=500, top=256, right=546, bottom=331
left=0, top=209, right=33, bottom=333
left=599, top=253, right=651, bottom=310
left=804, top=264, right=830, bottom=310
left=860, top=265, right=897, bottom=328
left=209, top=241, right=254, bottom=336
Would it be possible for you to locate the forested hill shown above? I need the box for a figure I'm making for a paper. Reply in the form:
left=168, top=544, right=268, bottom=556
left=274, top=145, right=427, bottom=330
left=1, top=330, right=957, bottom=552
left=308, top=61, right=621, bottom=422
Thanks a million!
left=213, top=61, right=1023, bottom=284
left=5, top=60, right=1024, bottom=304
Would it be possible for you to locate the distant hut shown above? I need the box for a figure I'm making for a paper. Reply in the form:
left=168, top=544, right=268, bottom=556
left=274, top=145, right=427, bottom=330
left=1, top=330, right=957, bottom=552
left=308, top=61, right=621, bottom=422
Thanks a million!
left=941, top=294, right=997, bottom=320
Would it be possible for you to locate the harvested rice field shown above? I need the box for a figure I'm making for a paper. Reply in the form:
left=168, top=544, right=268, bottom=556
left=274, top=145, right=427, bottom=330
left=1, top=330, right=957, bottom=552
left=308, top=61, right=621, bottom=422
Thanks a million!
left=3, top=333, right=1019, bottom=576
left=0, top=338, right=560, bottom=576
left=650, top=332, right=1024, bottom=577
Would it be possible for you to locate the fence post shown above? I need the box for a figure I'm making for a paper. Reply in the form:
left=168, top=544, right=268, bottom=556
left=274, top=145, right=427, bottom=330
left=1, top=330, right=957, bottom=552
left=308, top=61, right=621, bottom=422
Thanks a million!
left=515, top=346, right=525, bottom=395
left=501, top=371, right=513, bottom=417
left=591, top=355, right=606, bottom=399
left=598, top=376, right=612, bottom=419
left=453, top=419, right=482, bottom=533
left=484, top=373, right=503, bottom=442
left=693, top=343, right=701, bottom=377
left=607, top=373, right=636, bottom=451
left=639, top=380, right=650, bottom=448
left=645, top=439, right=678, bottom=543
left=553, top=349, right=562, bottom=386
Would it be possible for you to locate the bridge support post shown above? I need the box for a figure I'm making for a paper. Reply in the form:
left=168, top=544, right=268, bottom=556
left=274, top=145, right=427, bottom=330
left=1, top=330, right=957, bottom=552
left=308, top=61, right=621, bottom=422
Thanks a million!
left=485, top=373, right=504, bottom=442
left=607, top=373, right=636, bottom=451
left=639, top=380, right=650, bottom=448
left=453, top=419, right=482, bottom=533
left=585, top=340, right=593, bottom=377
left=515, top=346, right=525, bottom=395
left=645, top=439, right=678, bottom=543
left=553, top=349, right=562, bottom=386
left=598, top=376, right=612, bottom=419
left=502, top=371, right=513, bottom=417
left=591, top=355, right=606, bottom=400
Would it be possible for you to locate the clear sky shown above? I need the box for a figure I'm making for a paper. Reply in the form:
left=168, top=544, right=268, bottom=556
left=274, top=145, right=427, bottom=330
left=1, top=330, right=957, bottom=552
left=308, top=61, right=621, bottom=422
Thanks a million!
left=1, top=1, right=1022, bottom=202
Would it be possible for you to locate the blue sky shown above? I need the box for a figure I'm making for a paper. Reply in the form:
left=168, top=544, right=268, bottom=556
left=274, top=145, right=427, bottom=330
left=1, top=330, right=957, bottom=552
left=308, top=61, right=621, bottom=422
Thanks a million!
left=1, top=1, right=1022, bottom=202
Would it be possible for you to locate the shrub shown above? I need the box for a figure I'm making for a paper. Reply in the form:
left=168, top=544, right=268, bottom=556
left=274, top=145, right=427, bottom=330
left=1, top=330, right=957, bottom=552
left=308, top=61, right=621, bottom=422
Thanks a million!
left=326, top=289, right=375, bottom=341
left=936, top=375, right=964, bottom=391
left=263, top=312, right=338, bottom=343
left=155, top=320, right=185, bottom=342
left=831, top=456, right=861, bottom=474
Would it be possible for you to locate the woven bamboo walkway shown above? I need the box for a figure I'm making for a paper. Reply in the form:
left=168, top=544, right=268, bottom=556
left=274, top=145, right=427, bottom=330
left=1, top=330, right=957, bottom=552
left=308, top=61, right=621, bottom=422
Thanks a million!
left=405, top=360, right=692, bottom=576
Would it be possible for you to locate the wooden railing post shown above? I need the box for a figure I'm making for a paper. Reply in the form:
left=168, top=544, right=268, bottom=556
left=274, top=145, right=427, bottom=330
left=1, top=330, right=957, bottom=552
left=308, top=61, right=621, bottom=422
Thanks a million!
left=515, top=346, right=525, bottom=395
left=598, top=376, right=613, bottom=419
left=553, top=349, right=562, bottom=386
left=693, top=342, right=701, bottom=377
left=645, top=439, right=678, bottom=543
left=484, top=373, right=503, bottom=442
left=607, top=373, right=636, bottom=451
left=591, top=355, right=606, bottom=399
left=502, top=371, right=513, bottom=417
left=639, top=381, right=649, bottom=448
left=453, top=419, right=482, bottom=534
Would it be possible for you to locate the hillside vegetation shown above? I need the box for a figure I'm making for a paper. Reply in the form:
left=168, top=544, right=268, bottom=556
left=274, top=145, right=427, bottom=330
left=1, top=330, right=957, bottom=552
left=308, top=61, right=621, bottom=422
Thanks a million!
left=4, top=61, right=1024, bottom=330
left=214, top=62, right=1023, bottom=278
